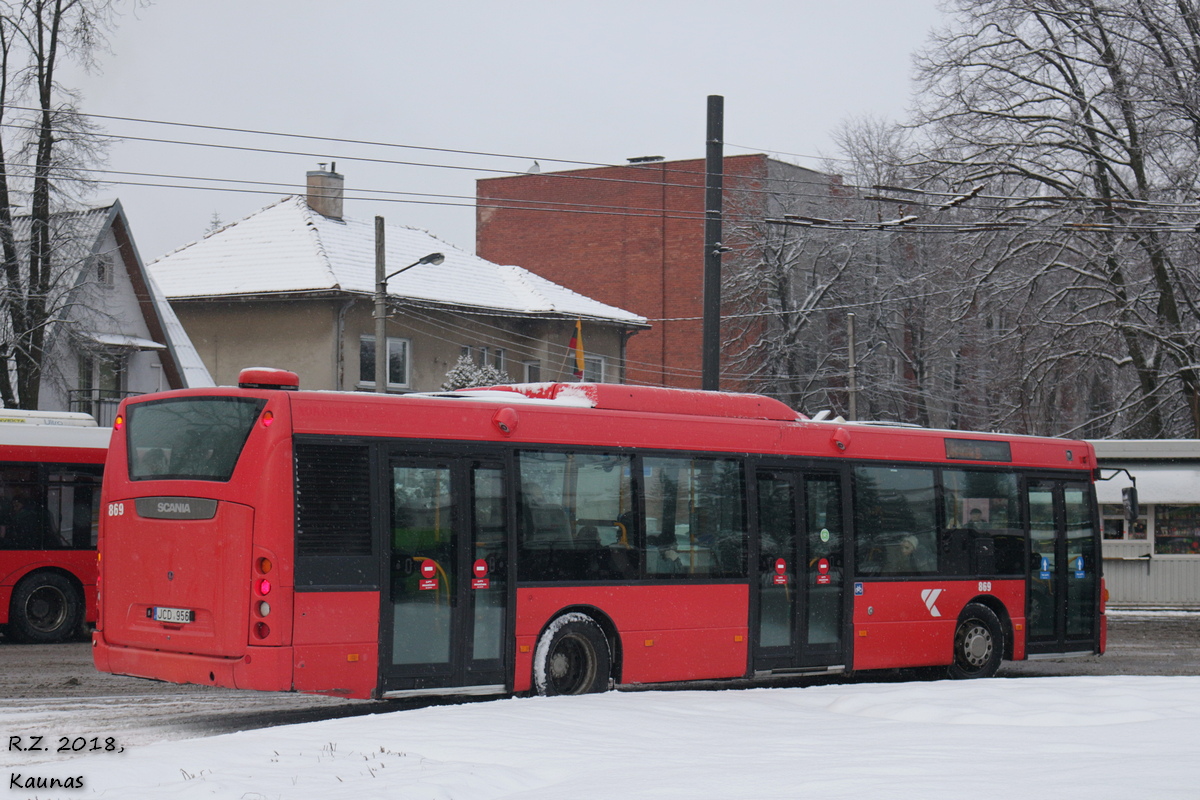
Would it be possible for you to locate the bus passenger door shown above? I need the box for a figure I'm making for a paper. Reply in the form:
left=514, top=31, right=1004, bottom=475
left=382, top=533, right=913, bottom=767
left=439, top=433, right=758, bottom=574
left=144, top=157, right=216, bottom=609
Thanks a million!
left=381, top=456, right=508, bottom=696
left=753, top=470, right=846, bottom=673
left=1025, top=479, right=1098, bottom=655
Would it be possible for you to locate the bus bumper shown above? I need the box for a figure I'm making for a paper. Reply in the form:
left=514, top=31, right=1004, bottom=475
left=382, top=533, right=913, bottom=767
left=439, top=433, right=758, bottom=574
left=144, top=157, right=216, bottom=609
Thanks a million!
left=92, top=631, right=294, bottom=693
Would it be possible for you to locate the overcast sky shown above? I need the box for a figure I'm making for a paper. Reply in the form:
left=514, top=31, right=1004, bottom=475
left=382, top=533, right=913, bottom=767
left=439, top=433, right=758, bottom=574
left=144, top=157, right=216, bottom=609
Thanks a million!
left=62, top=0, right=946, bottom=263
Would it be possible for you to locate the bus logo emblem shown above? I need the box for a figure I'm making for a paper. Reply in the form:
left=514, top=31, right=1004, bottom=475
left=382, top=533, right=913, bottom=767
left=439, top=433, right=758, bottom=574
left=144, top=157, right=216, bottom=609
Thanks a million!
left=921, top=588, right=943, bottom=617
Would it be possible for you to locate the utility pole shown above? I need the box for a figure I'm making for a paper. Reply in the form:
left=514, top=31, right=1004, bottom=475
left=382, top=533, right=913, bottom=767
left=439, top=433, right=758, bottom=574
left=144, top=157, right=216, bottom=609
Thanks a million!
left=374, top=216, right=387, bottom=393
left=702, top=94, right=724, bottom=391
left=847, top=312, right=858, bottom=420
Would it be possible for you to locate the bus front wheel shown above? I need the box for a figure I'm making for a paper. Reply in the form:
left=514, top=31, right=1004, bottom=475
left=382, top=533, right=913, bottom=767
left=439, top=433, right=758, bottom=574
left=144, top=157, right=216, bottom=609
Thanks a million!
left=8, top=572, right=83, bottom=644
left=948, top=603, right=1003, bottom=679
left=533, top=613, right=612, bottom=696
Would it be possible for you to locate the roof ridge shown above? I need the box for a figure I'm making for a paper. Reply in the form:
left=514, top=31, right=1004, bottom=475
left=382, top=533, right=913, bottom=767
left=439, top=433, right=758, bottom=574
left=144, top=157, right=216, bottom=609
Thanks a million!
left=151, top=195, right=295, bottom=265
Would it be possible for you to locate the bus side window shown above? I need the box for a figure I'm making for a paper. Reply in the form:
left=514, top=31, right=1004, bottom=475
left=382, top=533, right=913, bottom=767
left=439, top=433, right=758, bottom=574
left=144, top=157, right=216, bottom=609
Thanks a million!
left=642, top=456, right=746, bottom=579
left=854, top=466, right=937, bottom=576
left=941, top=470, right=1022, bottom=576
left=517, top=451, right=634, bottom=582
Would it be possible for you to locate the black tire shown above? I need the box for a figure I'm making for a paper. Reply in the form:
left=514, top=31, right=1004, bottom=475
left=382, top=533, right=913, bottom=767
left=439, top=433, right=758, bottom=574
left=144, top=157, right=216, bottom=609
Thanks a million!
left=533, top=612, right=612, bottom=696
left=948, top=602, right=1003, bottom=679
left=8, top=572, right=84, bottom=644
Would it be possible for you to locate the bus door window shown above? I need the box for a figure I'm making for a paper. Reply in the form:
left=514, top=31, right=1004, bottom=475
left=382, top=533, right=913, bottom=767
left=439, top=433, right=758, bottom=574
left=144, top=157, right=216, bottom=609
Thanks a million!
left=471, top=466, right=506, bottom=662
left=854, top=467, right=937, bottom=576
left=804, top=476, right=842, bottom=646
left=755, top=473, right=796, bottom=649
left=941, top=471, right=1023, bottom=576
left=390, top=464, right=454, bottom=666
left=1064, top=486, right=1096, bottom=639
left=517, top=451, right=634, bottom=582
left=1027, top=486, right=1057, bottom=640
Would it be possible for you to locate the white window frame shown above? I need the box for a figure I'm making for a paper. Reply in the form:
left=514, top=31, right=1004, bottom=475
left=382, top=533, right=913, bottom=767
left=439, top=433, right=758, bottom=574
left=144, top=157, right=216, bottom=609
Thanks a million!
left=95, top=253, right=115, bottom=287
left=583, top=355, right=605, bottom=383
left=359, top=335, right=411, bottom=390
left=523, top=360, right=541, bottom=383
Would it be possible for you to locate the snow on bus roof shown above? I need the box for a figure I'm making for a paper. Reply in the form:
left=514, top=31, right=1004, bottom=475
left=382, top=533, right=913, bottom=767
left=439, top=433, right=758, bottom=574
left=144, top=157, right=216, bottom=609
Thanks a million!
left=440, top=383, right=803, bottom=421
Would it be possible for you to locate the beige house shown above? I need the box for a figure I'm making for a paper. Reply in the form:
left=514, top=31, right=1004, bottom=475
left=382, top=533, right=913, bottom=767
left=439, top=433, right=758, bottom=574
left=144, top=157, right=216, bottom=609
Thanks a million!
left=149, top=169, right=648, bottom=392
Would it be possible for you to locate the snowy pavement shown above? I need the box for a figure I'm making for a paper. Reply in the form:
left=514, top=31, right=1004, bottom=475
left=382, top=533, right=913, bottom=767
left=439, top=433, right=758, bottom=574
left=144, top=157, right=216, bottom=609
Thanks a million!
left=6, top=675, right=1197, bottom=799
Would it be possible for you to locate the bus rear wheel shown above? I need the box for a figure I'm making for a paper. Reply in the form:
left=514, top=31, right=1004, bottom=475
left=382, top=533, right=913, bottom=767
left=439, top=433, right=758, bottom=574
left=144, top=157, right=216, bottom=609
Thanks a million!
left=534, top=613, right=612, bottom=696
left=948, top=603, right=1003, bottom=679
left=8, top=572, right=83, bottom=644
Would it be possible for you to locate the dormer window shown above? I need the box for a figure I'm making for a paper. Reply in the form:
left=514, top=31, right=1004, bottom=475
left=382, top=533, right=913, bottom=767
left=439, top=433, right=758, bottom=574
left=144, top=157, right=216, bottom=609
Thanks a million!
left=95, top=254, right=115, bottom=286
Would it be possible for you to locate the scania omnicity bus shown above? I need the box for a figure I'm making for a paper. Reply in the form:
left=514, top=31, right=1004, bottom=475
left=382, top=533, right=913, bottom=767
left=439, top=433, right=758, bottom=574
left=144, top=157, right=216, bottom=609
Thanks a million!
left=0, top=410, right=109, bottom=643
left=93, top=368, right=1105, bottom=699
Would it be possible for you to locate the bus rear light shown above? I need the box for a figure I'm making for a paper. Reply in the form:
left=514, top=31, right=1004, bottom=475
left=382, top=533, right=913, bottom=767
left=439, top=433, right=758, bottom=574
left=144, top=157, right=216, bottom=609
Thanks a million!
left=254, top=622, right=270, bottom=639
left=257, top=557, right=272, bottom=574
left=257, top=578, right=271, bottom=596
left=113, top=415, right=124, bottom=431
left=261, top=410, right=274, bottom=428
left=258, top=601, right=271, bottom=617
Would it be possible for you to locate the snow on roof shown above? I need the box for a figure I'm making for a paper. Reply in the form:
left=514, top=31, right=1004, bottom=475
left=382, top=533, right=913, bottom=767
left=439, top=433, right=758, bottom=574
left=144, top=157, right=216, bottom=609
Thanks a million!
left=144, top=268, right=215, bottom=388
left=150, top=196, right=648, bottom=326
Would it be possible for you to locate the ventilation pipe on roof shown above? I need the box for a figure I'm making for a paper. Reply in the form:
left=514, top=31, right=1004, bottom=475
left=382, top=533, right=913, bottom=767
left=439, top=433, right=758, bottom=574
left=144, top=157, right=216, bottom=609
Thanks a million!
left=306, top=162, right=344, bottom=220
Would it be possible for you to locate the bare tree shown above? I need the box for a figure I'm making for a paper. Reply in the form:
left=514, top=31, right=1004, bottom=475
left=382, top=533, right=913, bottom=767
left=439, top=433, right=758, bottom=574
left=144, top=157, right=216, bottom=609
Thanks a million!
left=0, top=0, right=114, bottom=409
left=913, top=0, right=1200, bottom=437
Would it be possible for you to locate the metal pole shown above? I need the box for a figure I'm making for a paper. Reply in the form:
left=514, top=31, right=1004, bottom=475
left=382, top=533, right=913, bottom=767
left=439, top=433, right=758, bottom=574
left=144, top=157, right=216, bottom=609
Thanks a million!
left=702, top=94, right=724, bottom=391
left=847, top=312, right=858, bottom=420
left=374, top=216, right=386, bottom=393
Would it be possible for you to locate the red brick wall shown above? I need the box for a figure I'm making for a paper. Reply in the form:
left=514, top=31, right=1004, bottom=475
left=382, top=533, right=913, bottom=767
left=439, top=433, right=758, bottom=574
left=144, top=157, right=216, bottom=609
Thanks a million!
left=477, top=155, right=769, bottom=389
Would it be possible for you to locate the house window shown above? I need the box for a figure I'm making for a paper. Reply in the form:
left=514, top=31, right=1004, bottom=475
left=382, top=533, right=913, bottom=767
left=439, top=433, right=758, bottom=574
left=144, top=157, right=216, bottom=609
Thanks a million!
left=463, top=345, right=506, bottom=372
left=75, top=353, right=126, bottom=424
left=359, top=335, right=410, bottom=390
left=583, top=355, right=605, bottom=383
left=523, top=360, right=541, bottom=383
left=95, top=253, right=115, bottom=286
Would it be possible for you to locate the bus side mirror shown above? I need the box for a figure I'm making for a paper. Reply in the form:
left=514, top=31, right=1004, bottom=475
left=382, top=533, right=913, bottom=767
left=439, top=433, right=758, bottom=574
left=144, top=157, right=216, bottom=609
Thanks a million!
left=1122, top=486, right=1139, bottom=523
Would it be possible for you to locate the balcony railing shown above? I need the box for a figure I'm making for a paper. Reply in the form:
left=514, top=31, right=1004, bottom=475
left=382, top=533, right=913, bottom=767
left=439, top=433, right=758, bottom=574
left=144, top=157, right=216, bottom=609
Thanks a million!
left=68, top=389, right=143, bottom=427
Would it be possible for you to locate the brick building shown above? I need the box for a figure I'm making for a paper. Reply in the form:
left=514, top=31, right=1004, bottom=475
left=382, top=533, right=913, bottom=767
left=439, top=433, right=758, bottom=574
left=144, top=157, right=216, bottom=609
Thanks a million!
left=476, top=154, right=836, bottom=389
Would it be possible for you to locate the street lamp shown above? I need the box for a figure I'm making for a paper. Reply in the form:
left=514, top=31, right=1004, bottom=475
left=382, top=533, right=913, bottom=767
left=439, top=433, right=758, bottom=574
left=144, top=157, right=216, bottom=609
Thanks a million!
left=373, top=216, right=444, bottom=393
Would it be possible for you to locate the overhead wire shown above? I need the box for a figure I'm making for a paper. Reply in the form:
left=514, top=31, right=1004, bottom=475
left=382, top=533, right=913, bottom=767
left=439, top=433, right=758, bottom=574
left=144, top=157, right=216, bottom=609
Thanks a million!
left=7, top=109, right=1200, bottom=234
left=29, top=108, right=1200, bottom=224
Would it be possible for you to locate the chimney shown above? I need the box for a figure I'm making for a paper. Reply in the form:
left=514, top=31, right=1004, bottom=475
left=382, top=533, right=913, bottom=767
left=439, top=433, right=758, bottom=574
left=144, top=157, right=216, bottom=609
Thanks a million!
left=306, top=162, right=344, bottom=219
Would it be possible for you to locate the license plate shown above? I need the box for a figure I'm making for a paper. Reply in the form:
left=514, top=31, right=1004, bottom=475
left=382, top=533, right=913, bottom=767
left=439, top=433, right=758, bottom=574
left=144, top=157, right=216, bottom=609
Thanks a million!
left=152, top=606, right=194, bottom=624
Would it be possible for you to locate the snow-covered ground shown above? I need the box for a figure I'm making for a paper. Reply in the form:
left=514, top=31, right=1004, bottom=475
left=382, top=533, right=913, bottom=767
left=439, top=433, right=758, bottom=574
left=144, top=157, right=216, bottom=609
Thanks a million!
left=7, top=675, right=1196, bottom=799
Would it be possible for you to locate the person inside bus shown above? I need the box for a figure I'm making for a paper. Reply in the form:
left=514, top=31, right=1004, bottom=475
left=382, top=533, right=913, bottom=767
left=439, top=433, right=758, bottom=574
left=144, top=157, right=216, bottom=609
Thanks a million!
left=905, top=534, right=935, bottom=572
left=886, top=534, right=934, bottom=573
left=966, top=507, right=986, bottom=529
left=7, top=493, right=52, bottom=549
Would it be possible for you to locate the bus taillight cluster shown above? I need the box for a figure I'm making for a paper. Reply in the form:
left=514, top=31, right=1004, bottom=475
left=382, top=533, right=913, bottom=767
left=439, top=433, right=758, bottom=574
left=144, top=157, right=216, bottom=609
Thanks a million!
left=253, top=556, right=272, bottom=639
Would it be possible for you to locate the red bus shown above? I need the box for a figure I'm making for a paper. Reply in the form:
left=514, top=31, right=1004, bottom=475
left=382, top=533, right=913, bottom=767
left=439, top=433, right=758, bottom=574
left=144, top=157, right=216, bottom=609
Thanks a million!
left=93, top=368, right=1105, bottom=699
left=0, top=410, right=109, bottom=644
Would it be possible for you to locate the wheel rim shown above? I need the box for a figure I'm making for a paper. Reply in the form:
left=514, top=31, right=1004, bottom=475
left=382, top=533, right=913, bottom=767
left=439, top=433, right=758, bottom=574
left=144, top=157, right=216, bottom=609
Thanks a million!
left=547, top=633, right=597, bottom=695
left=24, top=585, right=69, bottom=633
left=955, top=619, right=994, bottom=671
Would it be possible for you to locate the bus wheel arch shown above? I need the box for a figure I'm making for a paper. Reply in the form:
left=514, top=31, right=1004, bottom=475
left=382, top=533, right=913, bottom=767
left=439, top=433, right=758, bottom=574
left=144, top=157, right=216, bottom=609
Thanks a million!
left=7, top=569, right=85, bottom=644
left=948, top=601, right=1004, bottom=680
left=532, top=608, right=616, bottom=696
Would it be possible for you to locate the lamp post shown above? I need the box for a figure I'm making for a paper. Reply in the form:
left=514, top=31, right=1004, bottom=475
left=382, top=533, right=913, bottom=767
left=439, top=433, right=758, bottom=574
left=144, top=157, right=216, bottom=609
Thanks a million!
left=373, top=216, right=444, bottom=393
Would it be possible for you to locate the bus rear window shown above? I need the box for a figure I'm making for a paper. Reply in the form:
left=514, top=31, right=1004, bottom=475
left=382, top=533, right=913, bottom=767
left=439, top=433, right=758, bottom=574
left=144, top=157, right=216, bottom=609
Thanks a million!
left=127, top=397, right=267, bottom=482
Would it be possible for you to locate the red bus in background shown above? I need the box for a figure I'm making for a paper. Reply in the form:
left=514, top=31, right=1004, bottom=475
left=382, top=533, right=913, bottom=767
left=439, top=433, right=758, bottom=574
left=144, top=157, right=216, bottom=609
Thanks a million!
left=0, top=410, right=109, bottom=643
left=93, top=368, right=1105, bottom=699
